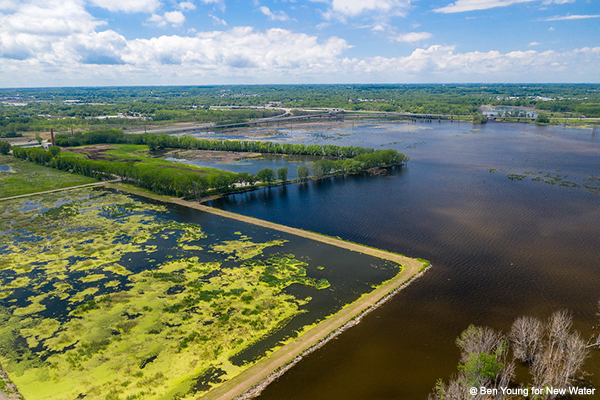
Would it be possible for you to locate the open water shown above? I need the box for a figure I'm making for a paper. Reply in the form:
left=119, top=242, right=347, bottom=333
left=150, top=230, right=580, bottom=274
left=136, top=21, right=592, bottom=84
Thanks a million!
left=207, top=120, right=600, bottom=399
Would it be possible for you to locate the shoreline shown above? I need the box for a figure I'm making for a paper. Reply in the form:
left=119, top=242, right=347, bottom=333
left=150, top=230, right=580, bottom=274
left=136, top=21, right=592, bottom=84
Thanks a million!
left=107, top=183, right=429, bottom=400
left=235, top=266, right=431, bottom=400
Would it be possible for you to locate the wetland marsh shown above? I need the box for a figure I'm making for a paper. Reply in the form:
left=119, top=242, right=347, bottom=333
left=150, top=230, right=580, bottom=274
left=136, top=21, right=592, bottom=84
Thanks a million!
left=2, top=118, right=599, bottom=399
left=0, top=188, right=404, bottom=399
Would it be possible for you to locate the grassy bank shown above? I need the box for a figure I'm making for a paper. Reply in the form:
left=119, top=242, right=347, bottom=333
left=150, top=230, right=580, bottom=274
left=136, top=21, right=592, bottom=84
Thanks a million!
left=0, top=154, right=98, bottom=198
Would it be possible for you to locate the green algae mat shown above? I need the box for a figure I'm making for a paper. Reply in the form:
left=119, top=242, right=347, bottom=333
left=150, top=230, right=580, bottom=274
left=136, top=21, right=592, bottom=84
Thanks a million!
left=0, top=188, right=401, bottom=399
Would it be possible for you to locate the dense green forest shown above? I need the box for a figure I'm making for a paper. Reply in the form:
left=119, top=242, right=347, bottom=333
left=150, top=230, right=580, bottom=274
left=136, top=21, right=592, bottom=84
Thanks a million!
left=1, top=84, right=599, bottom=135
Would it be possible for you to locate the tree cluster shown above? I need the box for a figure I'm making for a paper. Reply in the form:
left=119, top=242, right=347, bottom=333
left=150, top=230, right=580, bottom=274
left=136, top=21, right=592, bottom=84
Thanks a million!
left=431, top=310, right=594, bottom=400
left=54, top=129, right=376, bottom=158
left=0, top=141, right=10, bottom=155
left=305, top=149, right=409, bottom=177
left=472, top=113, right=488, bottom=124
left=12, top=141, right=408, bottom=199
left=535, top=114, right=550, bottom=124
left=13, top=146, right=239, bottom=198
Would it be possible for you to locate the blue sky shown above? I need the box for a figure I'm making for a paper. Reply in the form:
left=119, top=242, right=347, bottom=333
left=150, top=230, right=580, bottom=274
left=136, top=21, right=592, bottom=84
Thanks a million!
left=0, top=0, right=598, bottom=87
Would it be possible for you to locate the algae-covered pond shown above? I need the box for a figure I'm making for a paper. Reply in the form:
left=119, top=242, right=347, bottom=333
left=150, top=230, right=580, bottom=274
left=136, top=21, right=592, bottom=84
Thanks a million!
left=0, top=188, right=400, bottom=399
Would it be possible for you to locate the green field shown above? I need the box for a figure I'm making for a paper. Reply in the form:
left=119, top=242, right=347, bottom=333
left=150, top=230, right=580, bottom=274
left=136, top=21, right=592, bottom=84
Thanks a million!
left=0, top=154, right=98, bottom=198
left=62, top=143, right=230, bottom=179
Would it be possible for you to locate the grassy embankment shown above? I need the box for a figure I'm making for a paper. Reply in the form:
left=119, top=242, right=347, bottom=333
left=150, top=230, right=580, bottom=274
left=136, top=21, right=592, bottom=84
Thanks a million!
left=0, top=154, right=98, bottom=198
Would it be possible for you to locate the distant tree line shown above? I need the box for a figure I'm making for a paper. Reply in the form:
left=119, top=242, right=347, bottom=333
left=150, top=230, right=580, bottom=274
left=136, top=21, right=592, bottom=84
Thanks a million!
left=13, top=131, right=409, bottom=198
left=3, top=84, right=599, bottom=136
left=54, top=129, right=377, bottom=158
left=0, top=107, right=282, bottom=135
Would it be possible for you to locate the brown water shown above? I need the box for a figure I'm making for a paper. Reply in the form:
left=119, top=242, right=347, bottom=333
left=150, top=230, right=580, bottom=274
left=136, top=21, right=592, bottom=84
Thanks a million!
left=208, top=121, right=600, bottom=399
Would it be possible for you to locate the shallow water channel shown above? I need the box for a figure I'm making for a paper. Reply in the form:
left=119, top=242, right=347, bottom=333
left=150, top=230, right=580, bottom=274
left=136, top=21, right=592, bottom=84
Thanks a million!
left=206, top=120, right=600, bottom=399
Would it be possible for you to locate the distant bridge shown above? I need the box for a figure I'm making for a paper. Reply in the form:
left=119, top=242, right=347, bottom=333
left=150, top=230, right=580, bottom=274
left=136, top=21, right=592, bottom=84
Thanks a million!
left=180, top=111, right=478, bottom=133
left=128, top=110, right=542, bottom=135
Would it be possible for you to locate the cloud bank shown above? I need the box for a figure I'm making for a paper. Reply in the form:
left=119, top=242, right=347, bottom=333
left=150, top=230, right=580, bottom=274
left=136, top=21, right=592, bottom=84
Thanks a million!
left=0, top=0, right=598, bottom=86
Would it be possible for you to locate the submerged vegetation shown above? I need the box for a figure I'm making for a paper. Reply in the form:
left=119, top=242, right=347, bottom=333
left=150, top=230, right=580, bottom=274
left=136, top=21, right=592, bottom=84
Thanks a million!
left=0, top=188, right=401, bottom=399
left=502, top=169, right=600, bottom=194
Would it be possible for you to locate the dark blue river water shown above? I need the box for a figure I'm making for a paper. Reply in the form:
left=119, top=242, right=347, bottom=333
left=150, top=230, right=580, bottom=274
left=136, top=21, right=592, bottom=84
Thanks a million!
left=208, top=120, right=600, bottom=399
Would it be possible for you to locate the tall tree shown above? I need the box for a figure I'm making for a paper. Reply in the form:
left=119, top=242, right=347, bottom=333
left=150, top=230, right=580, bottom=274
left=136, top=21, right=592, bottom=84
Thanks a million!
left=297, top=165, right=310, bottom=181
left=256, top=168, right=275, bottom=184
left=277, top=167, right=288, bottom=183
left=0, top=141, right=10, bottom=155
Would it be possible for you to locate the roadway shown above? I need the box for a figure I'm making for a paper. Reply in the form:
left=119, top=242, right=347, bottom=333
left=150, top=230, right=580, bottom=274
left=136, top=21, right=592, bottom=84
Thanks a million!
left=120, top=108, right=600, bottom=136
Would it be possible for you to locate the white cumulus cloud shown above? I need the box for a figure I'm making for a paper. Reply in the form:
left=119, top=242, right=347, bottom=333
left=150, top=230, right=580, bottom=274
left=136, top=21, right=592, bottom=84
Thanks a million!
left=0, top=0, right=104, bottom=60
left=330, top=0, right=411, bottom=17
left=122, top=27, right=349, bottom=71
left=148, top=11, right=186, bottom=27
left=89, top=0, right=161, bottom=13
left=178, top=1, right=196, bottom=11
left=1, top=0, right=103, bottom=36
left=259, top=6, right=290, bottom=21
left=393, top=32, right=433, bottom=43
left=434, top=0, right=537, bottom=14
left=354, top=45, right=600, bottom=82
